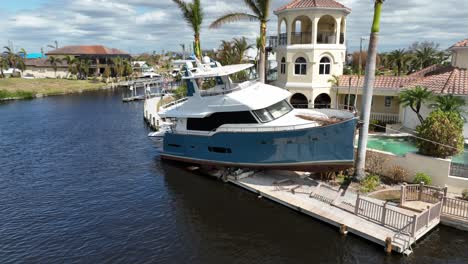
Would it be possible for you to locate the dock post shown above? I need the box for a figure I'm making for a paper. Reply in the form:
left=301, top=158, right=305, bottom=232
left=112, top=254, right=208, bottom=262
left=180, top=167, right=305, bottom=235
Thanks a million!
left=385, top=237, right=392, bottom=253
left=381, top=201, right=388, bottom=225
left=426, top=205, right=431, bottom=227
left=400, top=183, right=406, bottom=206
left=340, top=224, right=348, bottom=235
left=418, top=182, right=424, bottom=201
left=354, top=193, right=360, bottom=215
left=411, top=214, right=418, bottom=237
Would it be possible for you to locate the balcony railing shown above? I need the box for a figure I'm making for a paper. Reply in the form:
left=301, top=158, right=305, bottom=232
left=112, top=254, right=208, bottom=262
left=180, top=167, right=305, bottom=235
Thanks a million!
left=340, top=33, right=345, bottom=44
left=370, top=112, right=400, bottom=124
left=291, top=32, right=312, bottom=45
left=268, top=33, right=287, bottom=48
left=317, top=32, right=337, bottom=44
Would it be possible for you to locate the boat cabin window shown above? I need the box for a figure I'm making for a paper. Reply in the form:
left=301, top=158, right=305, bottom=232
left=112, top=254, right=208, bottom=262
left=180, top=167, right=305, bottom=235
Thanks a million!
left=253, top=100, right=293, bottom=123
left=187, top=111, right=257, bottom=131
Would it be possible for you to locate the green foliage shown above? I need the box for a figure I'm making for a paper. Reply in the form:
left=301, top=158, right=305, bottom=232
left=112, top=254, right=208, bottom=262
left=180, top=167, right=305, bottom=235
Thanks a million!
left=435, top=95, right=466, bottom=115
left=360, top=175, right=381, bottom=193
left=413, top=172, right=432, bottom=185
left=174, top=82, right=187, bottom=99
left=216, top=37, right=253, bottom=66
left=398, top=86, right=433, bottom=123
left=173, top=0, right=203, bottom=58
left=0, top=90, right=34, bottom=99
left=462, top=189, right=468, bottom=201
left=416, top=109, right=464, bottom=158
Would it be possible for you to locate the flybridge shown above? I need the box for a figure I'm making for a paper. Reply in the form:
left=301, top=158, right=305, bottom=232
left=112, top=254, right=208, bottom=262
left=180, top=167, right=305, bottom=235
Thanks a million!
left=182, top=63, right=254, bottom=79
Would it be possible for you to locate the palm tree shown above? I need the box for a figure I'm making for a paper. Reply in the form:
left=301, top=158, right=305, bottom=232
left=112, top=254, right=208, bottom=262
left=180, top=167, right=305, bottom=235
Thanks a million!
left=399, top=86, right=433, bottom=123
left=355, top=0, right=385, bottom=180
left=0, top=56, right=8, bottom=78
left=112, top=57, right=124, bottom=81
left=414, top=46, right=438, bottom=69
left=388, top=49, right=408, bottom=76
left=63, top=55, right=78, bottom=78
left=172, top=0, right=203, bottom=60
left=233, top=37, right=254, bottom=63
left=435, top=94, right=466, bottom=114
left=3, top=46, right=17, bottom=70
left=210, top=0, right=271, bottom=83
left=47, top=56, right=62, bottom=78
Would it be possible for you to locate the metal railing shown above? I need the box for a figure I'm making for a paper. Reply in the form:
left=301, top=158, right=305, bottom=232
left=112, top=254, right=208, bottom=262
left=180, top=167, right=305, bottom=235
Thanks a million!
left=401, top=183, right=468, bottom=221
left=279, top=33, right=287, bottom=46
left=200, top=80, right=256, bottom=97
left=442, top=197, right=468, bottom=220
left=317, top=32, right=336, bottom=44
left=450, top=162, right=468, bottom=178
left=400, top=183, right=444, bottom=204
left=291, top=32, right=312, bottom=45
left=355, top=195, right=416, bottom=234
left=355, top=194, right=442, bottom=237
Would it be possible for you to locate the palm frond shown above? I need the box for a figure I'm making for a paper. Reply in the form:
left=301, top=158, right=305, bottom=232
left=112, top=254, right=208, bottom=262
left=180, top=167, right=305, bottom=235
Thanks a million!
left=243, top=0, right=261, bottom=16
left=209, top=13, right=258, bottom=29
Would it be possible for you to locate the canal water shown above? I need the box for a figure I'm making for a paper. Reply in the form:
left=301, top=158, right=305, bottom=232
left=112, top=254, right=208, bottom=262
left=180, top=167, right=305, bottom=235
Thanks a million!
left=0, top=90, right=467, bottom=263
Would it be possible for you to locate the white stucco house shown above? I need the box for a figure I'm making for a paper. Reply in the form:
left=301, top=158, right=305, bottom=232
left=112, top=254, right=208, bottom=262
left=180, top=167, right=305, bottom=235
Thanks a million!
left=270, top=0, right=349, bottom=109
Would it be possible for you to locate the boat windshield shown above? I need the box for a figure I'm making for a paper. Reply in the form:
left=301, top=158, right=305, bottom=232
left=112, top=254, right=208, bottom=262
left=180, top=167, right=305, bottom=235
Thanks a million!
left=253, top=100, right=293, bottom=123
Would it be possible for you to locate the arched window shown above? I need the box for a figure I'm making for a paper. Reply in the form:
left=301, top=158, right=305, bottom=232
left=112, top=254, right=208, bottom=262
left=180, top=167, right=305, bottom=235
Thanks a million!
left=319, top=57, right=331, bottom=75
left=294, top=57, right=307, bottom=75
left=280, top=57, right=286, bottom=74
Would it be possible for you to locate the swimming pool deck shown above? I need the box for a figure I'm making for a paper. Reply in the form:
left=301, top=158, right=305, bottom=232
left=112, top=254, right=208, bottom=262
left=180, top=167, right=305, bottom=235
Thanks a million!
left=226, top=170, right=440, bottom=255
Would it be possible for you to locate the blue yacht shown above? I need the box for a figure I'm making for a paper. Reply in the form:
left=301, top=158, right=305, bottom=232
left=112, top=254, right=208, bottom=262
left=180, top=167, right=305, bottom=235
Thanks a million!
left=150, top=59, right=358, bottom=172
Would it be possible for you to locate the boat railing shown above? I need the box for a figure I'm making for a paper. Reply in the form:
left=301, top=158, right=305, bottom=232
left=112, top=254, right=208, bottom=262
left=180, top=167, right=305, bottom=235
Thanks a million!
left=214, top=123, right=319, bottom=133
left=199, top=80, right=257, bottom=97
left=160, top=97, right=188, bottom=110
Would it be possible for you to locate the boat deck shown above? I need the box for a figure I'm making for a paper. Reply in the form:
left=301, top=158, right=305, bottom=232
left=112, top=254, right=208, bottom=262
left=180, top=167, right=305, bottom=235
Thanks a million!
left=226, top=170, right=440, bottom=255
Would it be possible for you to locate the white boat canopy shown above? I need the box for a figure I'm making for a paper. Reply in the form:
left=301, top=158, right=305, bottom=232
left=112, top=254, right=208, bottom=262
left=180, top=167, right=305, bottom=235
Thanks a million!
left=182, top=64, right=254, bottom=79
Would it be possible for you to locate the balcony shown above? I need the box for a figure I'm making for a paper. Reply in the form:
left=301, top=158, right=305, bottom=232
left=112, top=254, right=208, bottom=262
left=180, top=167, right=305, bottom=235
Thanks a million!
left=291, top=32, right=312, bottom=45
left=267, top=33, right=287, bottom=48
left=317, top=32, right=336, bottom=44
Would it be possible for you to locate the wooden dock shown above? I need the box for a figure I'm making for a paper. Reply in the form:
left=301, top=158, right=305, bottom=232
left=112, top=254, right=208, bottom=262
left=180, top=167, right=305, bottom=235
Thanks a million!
left=225, top=170, right=441, bottom=255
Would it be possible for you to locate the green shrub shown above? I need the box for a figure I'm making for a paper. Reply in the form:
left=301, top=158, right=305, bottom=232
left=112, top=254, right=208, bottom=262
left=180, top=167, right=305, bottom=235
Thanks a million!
left=413, top=172, right=432, bottom=185
left=416, top=109, right=464, bottom=158
left=360, top=175, right=380, bottom=193
left=462, top=189, right=468, bottom=201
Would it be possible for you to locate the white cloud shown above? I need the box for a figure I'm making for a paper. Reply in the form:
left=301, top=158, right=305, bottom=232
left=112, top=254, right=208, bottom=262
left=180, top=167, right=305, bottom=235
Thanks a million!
left=0, top=0, right=466, bottom=54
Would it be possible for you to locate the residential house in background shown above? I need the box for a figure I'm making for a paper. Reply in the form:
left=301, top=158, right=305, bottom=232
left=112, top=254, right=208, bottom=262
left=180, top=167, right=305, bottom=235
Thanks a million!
left=22, top=45, right=131, bottom=78
left=336, top=39, right=468, bottom=138
left=46, top=45, right=130, bottom=76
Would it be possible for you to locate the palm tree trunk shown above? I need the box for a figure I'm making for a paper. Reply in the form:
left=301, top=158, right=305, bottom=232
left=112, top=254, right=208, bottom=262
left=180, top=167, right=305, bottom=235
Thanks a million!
left=194, top=33, right=201, bottom=60
left=355, top=1, right=383, bottom=180
left=258, top=22, right=267, bottom=83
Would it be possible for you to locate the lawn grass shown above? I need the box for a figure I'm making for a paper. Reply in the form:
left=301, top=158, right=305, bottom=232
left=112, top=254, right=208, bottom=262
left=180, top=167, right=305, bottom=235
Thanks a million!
left=0, top=78, right=106, bottom=99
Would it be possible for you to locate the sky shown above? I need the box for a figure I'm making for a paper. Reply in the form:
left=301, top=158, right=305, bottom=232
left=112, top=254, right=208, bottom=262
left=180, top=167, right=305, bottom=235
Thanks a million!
left=1, top=0, right=467, bottom=55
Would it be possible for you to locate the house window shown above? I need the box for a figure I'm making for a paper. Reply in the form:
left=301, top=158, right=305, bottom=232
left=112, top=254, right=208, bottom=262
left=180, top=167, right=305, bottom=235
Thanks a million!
left=385, top=96, right=392, bottom=107
left=280, top=57, right=286, bottom=74
left=319, top=57, right=331, bottom=75
left=294, top=57, right=307, bottom=75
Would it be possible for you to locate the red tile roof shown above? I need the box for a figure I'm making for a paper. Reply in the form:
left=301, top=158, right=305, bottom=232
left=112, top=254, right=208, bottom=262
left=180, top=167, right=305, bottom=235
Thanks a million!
left=408, top=66, right=468, bottom=95
left=276, top=0, right=350, bottom=12
left=452, top=39, right=468, bottom=48
left=338, top=65, right=468, bottom=95
left=46, top=45, right=129, bottom=56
